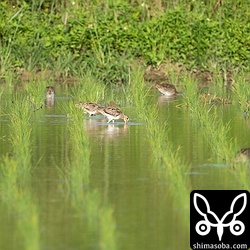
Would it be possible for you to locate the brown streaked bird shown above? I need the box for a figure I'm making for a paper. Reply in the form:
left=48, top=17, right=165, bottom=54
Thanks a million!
left=46, top=86, right=55, bottom=99
left=200, top=93, right=232, bottom=105
left=98, top=106, right=129, bottom=124
left=75, top=102, right=102, bottom=117
left=155, top=83, right=179, bottom=97
left=45, top=86, right=55, bottom=107
left=236, top=148, right=250, bottom=162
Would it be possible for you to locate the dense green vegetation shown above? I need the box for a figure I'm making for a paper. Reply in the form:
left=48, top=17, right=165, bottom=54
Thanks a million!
left=0, top=2, right=249, bottom=249
left=1, top=0, right=250, bottom=83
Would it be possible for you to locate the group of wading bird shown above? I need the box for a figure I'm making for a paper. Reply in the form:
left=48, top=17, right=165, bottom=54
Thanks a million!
left=45, top=83, right=250, bottom=162
left=74, top=83, right=178, bottom=124
left=46, top=82, right=178, bottom=124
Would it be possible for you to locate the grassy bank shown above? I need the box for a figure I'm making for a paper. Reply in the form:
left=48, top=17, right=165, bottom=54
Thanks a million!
left=1, top=0, right=250, bottom=81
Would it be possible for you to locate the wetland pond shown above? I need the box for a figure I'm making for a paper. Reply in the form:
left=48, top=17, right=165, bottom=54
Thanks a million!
left=0, top=85, right=249, bottom=250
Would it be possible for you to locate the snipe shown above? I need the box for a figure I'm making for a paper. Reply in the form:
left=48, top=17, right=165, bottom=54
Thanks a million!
left=75, top=102, right=102, bottom=117
left=98, top=106, right=129, bottom=124
left=155, top=83, right=179, bottom=97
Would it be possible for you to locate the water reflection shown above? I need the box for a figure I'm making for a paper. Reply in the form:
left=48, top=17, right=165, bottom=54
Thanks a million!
left=102, top=123, right=128, bottom=137
left=45, top=98, right=55, bottom=107
left=156, top=94, right=182, bottom=106
left=84, top=118, right=128, bottom=139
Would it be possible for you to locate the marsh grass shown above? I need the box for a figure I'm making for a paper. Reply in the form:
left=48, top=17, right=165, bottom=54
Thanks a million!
left=201, top=109, right=236, bottom=162
left=182, top=72, right=250, bottom=192
left=65, top=103, right=90, bottom=206
left=0, top=91, right=40, bottom=250
left=70, top=72, right=106, bottom=103
left=25, top=80, right=48, bottom=110
left=0, top=85, right=4, bottom=101
left=183, top=74, right=237, bottom=162
left=230, top=148, right=250, bottom=190
left=9, top=95, right=32, bottom=176
left=0, top=157, right=19, bottom=195
left=182, top=75, right=200, bottom=111
left=129, top=65, right=190, bottom=224
left=232, top=74, right=250, bottom=117
left=1, top=93, right=40, bottom=250
left=64, top=102, right=117, bottom=249
left=70, top=70, right=132, bottom=107
left=231, top=162, right=250, bottom=190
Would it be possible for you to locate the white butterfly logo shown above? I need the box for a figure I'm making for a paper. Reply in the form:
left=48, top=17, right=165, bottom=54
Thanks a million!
left=193, top=193, right=247, bottom=241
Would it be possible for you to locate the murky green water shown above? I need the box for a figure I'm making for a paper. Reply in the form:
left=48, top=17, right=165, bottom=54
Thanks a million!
left=0, top=86, right=249, bottom=250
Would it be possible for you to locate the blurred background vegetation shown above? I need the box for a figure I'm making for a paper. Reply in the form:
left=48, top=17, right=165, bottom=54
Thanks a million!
left=0, top=0, right=249, bottom=83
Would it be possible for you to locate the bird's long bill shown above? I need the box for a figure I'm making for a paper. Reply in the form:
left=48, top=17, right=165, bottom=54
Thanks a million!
left=124, top=116, right=129, bottom=123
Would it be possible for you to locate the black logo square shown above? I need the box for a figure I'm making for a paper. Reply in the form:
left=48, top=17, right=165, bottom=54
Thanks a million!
left=190, top=190, right=250, bottom=250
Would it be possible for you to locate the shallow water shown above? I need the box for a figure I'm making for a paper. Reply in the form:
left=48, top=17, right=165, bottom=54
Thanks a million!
left=0, top=86, right=249, bottom=250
